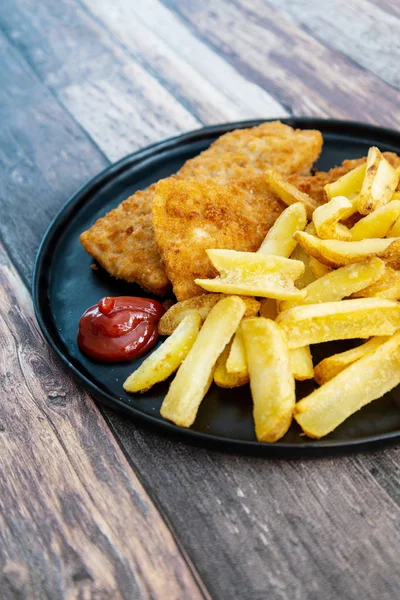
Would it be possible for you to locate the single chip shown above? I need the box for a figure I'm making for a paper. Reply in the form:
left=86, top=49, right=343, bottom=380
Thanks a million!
left=357, top=147, right=399, bottom=214
left=350, top=200, right=400, bottom=241
left=351, top=267, right=400, bottom=300
left=295, top=331, right=400, bottom=438
left=387, top=216, right=400, bottom=237
left=280, top=258, right=385, bottom=311
left=196, top=249, right=306, bottom=300
left=214, top=342, right=249, bottom=388
left=160, top=296, right=246, bottom=427
left=289, top=244, right=316, bottom=289
left=313, top=337, right=388, bottom=385
left=158, top=293, right=260, bottom=335
left=324, top=163, right=366, bottom=201
left=226, top=327, right=248, bottom=377
left=294, top=231, right=398, bottom=268
left=265, top=170, right=318, bottom=219
left=312, top=196, right=353, bottom=240
left=258, top=202, right=307, bottom=257
left=242, top=317, right=295, bottom=442
left=289, top=346, right=314, bottom=381
left=123, top=313, right=202, bottom=393
left=308, top=257, right=333, bottom=279
left=276, top=298, right=400, bottom=348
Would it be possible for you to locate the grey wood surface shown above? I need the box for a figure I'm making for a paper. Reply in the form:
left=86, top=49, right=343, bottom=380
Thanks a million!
left=1, top=1, right=400, bottom=598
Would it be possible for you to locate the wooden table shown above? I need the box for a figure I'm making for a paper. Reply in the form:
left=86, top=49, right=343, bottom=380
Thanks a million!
left=2, top=1, right=400, bottom=598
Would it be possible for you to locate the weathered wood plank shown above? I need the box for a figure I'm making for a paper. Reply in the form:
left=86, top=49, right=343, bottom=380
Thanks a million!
left=264, top=0, right=400, bottom=90
left=0, top=241, right=208, bottom=599
left=80, top=0, right=288, bottom=120
left=0, top=30, right=108, bottom=284
left=162, top=0, right=400, bottom=127
left=105, top=413, right=400, bottom=600
left=0, top=0, right=199, bottom=161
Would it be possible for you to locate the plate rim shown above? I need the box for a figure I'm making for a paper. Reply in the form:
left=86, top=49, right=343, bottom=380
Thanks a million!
left=32, top=117, right=400, bottom=456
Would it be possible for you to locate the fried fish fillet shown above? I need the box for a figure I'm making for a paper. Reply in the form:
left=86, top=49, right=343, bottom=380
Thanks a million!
left=152, top=176, right=286, bottom=300
left=80, top=122, right=323, bottom=295
left=288, top=153, right=400, bottom=205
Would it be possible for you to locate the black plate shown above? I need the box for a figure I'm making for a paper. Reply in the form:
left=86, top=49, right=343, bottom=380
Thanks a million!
left=33, top=118, right=400, bottom=456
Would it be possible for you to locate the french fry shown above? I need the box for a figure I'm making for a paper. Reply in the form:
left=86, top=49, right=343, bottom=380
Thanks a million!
left=313, top=337, right=388, bottom=385
left=195, top=249, right=307, bottom=300
left=293, top=231, right=398, bottom=268
left=350, top=200, right=400, bottom=241
left=160, top=296, right=246, bottom=427
left=276, top=298, right=400, bottom=349
left=226, top=327, right=248, bottom=377
left=158, top=293, right=260, bottom=335
left=351, top=267, right=400, bottom=299
left=265, top=170, right=318, bottom=218
left=280, top=258, right=385, bottom=312
left=259, top=298, right=278, bottom=319
left=214, top=342, right=249, bottom=388
left=312, top=196, right=352, bottom=240
left=324, top=163, right=366, bottom=200
left=289, top=244, right=316, bottom=289
left=289, top=346, right=314, bottom=380
left=357, top=147, right=399, bottom=214
left=258, top=202, right=307, bottom=257
left=124, top=313, right=202, bottom=393
left=294, top=331, right=400, bottom=438
left=387, top=215, right=400, bottom=237
left=309, top=257, right=332, bottom=278
left=242, top=317, right=295, bottom=442
left=392, top=192, right=400, bottom=201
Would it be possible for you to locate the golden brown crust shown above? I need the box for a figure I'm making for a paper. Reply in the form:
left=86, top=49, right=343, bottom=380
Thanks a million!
left=152, top=176, right=285, bottom=300
left=80, top=122, right=323, bottom=295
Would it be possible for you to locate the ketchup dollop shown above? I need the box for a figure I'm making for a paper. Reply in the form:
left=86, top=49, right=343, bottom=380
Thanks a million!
left=78, top=296, right=165, bottom=362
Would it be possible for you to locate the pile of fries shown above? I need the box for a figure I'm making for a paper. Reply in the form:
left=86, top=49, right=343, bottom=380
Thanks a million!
left=124, top=147, right=400, bottom=442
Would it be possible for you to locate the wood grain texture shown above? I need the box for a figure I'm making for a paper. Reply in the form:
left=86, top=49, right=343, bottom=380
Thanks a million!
left=0, top=241, right=208, bottom=600
left=265, top=0, right=400, bottom=89
left=1, top=1, right=400, bottom=599
left=162, top=0, right=400, bottom=127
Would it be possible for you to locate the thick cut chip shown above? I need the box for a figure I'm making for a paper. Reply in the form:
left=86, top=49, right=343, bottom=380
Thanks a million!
left=276, top=298, right=400, bottom=349
left=81, top=121, right=322, bottom=294
left=226, top=327, right=248, bottom=376
left=179, top=121, right=323, bottom=181
left=309, top=257, right=332, bottom=278
left=242, top=317, right=295, bottom=442
left=280, top=258, right=385, bottom=311
left=158, top=293, right=260, bottom=335
left=258, top=202, right=307, bottom=257
left=313, top=337, right=388, bottom=385
left=160, top=296, right=246, bottom=427
left=294, top=231, right=399, bottom=268
left=351, top=267, right=400, bottom=300
left=196, top=249, right=306, bottom=300
left=324, top=163, right=366, bottom=201
left=123, top=313, right=201, bottom=392
left=214, top=343, right=249, bottom=388
left=357, top=147, right=399, bottom=214
left=80, top=185, right=170, bottom=295
left=289, top=346, right=314, bottom=381
left=289, top=244, right=316, bottom=289
left=350, top=200, right=400, bottom=241
left=312, top=196, right=353, bottom=240
left=295, top=331, right=400, bottom=438
left=265, top=171, right=318, bottom=218
left=387, top=216, right=400, bottom=237
left=152, top=177, right=286, bottom=300
left=288, top=153, right=400, bottom=206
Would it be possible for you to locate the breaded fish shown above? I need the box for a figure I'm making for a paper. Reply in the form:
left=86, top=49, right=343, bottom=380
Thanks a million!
left=288, top=152, right=400, bottom=205
left=152, top=176, right=285, bottom=300
left=80, top=185, right=170, bottom=296
left=80, top=122, right=323, bottom=295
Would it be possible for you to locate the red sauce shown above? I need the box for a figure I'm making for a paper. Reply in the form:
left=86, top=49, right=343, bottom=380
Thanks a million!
left=78, top=296, right=165, bottom=362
